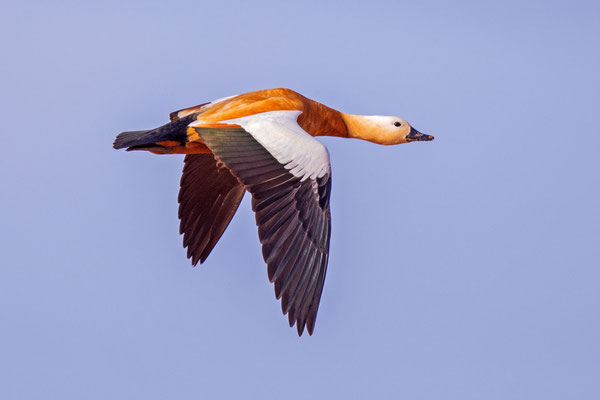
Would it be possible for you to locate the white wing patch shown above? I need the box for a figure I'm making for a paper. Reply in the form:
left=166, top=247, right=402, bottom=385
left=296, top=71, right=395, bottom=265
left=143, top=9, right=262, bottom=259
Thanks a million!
left=219, top=111, right=331, bottom=181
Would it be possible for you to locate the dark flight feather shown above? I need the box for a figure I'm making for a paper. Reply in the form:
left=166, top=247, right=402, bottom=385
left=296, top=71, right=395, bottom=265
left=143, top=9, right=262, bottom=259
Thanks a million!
left=178, top=153, right=245, bottom=265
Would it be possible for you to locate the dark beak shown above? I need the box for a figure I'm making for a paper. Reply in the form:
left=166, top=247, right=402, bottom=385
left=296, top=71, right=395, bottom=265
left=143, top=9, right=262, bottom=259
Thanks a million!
left=406, top=126, right=434, bottom=142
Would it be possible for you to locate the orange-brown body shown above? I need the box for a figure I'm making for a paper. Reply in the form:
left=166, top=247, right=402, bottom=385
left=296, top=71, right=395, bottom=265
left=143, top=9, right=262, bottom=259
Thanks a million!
left=154, top=89, right=349, bottom=155
left=144, top=88, right=429, bottom=155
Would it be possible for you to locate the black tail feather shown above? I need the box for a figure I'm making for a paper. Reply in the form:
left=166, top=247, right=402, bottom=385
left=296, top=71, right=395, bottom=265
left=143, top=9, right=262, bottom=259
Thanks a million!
left=113, top=130, right=152, bottom=149
left=113, top=114, right=197, bottom=150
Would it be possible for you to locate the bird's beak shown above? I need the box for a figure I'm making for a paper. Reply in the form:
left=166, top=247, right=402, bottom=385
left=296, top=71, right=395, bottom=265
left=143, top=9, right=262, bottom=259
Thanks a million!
left=406, top=126, right=434, bottom=142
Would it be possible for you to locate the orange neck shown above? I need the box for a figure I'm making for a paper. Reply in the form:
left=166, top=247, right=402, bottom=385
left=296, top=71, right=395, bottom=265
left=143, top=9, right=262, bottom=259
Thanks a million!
left=297, top=99, right=349, bottom=138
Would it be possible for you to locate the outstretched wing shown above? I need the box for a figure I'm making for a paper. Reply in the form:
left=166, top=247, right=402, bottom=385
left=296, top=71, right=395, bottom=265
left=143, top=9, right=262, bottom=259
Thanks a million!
left=178, top=153, right=245, bottom=265
left=193, top=111, right=332, bottom=336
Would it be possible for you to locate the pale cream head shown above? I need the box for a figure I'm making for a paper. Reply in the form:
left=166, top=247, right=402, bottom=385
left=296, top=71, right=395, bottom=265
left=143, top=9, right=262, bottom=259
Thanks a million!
left=341, top=113, right=433, bottom=145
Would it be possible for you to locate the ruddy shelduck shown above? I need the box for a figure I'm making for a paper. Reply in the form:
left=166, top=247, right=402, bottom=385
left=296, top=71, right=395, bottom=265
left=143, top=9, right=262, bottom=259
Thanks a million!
left=113, top=88, right=433, bottom=336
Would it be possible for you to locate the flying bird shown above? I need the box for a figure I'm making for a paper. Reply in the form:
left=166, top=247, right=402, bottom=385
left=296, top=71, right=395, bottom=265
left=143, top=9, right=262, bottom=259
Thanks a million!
left=113, top=88, right=433, bottom=335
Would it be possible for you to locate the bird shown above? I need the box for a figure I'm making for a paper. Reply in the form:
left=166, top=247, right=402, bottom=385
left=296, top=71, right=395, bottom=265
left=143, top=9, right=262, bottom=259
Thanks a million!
left=113, top=88, right=433, bottom=336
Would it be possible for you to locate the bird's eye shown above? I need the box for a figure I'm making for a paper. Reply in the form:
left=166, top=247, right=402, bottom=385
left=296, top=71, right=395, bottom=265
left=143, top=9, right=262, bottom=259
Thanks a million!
left=394, top=122, right=401, bottom=127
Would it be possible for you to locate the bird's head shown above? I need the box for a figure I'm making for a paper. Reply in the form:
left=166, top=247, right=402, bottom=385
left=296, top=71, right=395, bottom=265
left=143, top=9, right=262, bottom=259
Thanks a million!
left=341, top=114, right=434, bottom=145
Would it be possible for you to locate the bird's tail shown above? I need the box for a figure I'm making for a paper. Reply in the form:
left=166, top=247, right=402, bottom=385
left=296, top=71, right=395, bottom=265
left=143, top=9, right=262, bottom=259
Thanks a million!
left=113, top=114, right=197, bottom=151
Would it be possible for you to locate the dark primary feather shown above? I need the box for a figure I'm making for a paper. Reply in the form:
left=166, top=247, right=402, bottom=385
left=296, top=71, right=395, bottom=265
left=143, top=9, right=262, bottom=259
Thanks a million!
left=195, top=127, right=332, bottom=336
left=178, top=154, right=245, bottom=265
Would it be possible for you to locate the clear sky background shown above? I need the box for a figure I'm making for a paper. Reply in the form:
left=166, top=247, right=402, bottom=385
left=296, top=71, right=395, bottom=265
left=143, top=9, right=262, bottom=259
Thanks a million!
left=1, top=0, right=599, bottom=398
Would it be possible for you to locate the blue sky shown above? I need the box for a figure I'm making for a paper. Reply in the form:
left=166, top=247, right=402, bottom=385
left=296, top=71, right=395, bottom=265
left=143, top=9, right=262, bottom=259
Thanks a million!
left=1, top=0, right=599, bottom=398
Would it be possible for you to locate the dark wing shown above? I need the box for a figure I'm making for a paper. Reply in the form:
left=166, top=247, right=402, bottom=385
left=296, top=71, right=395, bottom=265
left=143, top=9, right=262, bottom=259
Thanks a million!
left=195, top=113, right=332, bottom=336
left=178, top=153, right=245, bottom=265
